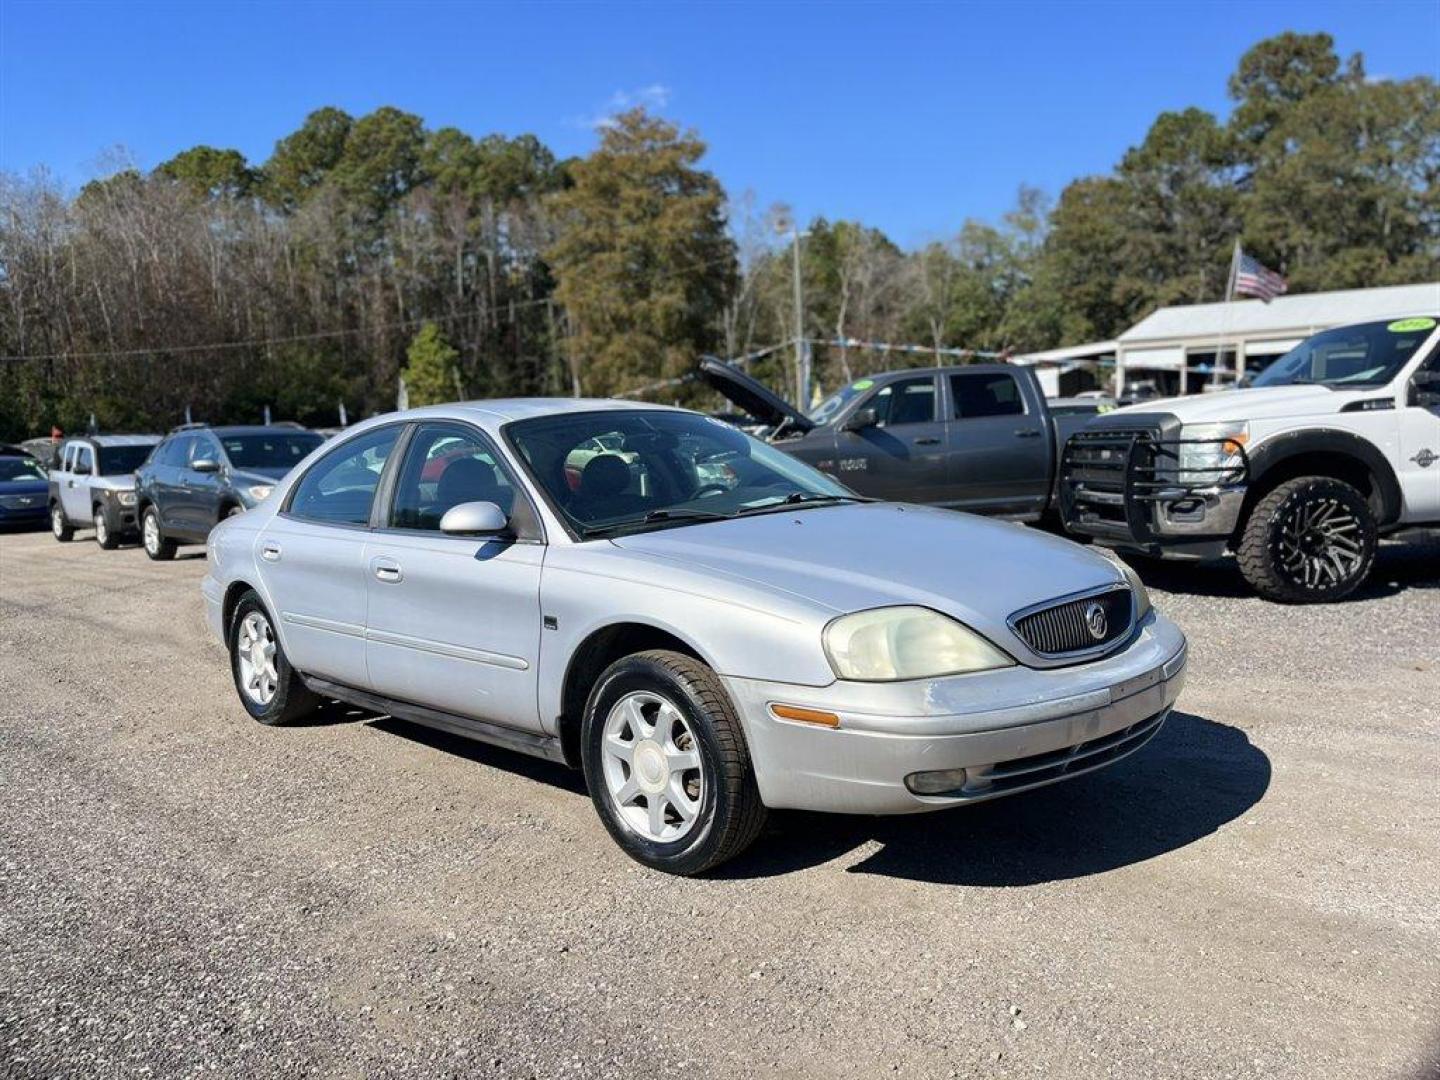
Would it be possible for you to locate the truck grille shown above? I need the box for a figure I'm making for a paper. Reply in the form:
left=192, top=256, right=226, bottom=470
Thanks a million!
left=1011, top=586, right=1133, bottom=657
left=1061, top=429, right=1159, bottom=530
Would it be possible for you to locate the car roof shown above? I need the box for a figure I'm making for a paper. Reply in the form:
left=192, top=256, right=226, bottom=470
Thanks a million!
left=402, top=398, right=687, bottom=423
left=200, top=425, right=325, bottom=437
left=871, top=364, right=1023, bottom=379
left=81, top=434, right=162, bottom=447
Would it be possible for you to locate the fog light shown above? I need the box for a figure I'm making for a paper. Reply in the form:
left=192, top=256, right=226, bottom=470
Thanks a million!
left=905, top=767, right=968, bottom=795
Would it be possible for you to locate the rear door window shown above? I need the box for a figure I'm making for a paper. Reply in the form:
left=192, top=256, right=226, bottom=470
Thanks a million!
left=950, top=372, right=1026, bottom=419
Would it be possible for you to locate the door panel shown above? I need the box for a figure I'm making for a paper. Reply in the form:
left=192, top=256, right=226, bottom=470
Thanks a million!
left=833, top=376, right=951, bottom=502
left=154, top=436, right=194, bottom=532
left=258, top=424, right=404, bottom=686
left=62, top=444, right=92, bottom=521
left=363, top=534, right=545, bottom=728
left=947, top=372, right=1051, bottom=514
left=1398, top=357, right=1440, bottom=520
left=362, top=421, right=544, bottom=731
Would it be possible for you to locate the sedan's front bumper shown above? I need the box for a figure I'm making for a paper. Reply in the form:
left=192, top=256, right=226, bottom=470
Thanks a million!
left=723, top=613, right=1186, bottom=814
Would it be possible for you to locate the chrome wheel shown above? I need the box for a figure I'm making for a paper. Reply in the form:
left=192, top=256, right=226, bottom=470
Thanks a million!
left=235, top=611, right=279, bottom=706
left=600, top=691, right=704, bottom=843
left=143, top=512, right=160, bottom=555
left=1277, top=496, right=1364, bottom=591
left=51, top=506, right=66, bottom=538
left=93, top=511, right=108, bottom=546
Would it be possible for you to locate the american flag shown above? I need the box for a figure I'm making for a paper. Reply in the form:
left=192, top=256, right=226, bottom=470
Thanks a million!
left=1233, top=249, right=1288, bottom=303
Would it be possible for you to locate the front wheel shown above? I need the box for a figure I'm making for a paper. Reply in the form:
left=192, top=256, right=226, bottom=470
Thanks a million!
left=94, top=508, right=119, bottom=550
left=581, top=650, right=766, bottom=876
left=51, top=504, right=74, bottom=542
left=1236, top=477, right=1377, bottom=603
left=141, top=506, right=176, bottom=561
left=227, top=591, right=319, bottom=725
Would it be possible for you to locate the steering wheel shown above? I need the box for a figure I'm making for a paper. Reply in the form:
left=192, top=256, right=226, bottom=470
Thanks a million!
left=692, top=483, right=729, bottom=499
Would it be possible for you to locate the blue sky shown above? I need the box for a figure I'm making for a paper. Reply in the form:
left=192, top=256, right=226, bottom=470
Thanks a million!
left=2, top=0, right=1437, bottom=248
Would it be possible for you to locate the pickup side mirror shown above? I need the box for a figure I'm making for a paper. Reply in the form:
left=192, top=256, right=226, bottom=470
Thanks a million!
left=440, top=500, right=509, bottom=536
left=842, top=407, right=879, bottom=433
left=1410, top=369, right=1440, bottom=408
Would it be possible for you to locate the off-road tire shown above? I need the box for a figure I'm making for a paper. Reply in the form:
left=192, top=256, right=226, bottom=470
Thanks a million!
left=50, top=503, right=74, bottom=542
left=141, top=506, right=177, bottom=561
left=581, top=649, right=767, bottom=876
left=227, top=590, right=320, bottom=726
left=1237, top=476, right=1377, bottom=603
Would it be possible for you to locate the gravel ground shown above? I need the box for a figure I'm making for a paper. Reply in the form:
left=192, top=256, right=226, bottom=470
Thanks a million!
left=1, top=525, right=1437, bottom=1080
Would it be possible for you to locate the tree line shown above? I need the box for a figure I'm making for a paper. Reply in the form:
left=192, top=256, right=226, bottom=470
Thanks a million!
left=0, top=32, right=1435, bottom=440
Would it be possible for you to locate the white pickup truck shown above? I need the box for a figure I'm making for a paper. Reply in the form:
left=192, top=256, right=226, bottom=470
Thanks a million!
left=1060, top=315, right=1440, bottom=602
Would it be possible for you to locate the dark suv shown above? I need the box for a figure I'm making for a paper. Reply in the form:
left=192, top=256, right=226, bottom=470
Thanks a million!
left=135, top=424, right=324, bottom=559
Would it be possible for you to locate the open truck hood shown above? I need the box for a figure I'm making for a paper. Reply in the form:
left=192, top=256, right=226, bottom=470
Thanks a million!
left=698, top=358, right=815, bottom=435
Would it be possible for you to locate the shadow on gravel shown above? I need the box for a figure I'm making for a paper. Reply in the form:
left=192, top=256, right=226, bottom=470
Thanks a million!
left=366, top=715, right=590, bottom=795
left=1117, top=532, right=1440, bottom=602
left=718, top=711, right=1271, bottom=886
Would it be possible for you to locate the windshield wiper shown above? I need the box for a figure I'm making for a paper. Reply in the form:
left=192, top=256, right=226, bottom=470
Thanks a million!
left=578, top=507, right=734, bottom=538
left=735, top=492, right=864, bottom=516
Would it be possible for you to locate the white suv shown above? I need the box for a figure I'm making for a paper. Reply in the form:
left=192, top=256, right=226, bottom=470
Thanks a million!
left=1061, top=315, right=1440, bottom=602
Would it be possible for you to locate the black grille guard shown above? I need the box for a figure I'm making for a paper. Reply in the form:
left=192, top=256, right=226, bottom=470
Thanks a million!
left=1059, top=429, right=1250, bottom=545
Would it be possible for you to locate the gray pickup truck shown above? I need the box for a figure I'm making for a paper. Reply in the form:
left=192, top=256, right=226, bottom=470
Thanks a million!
left=700, top=359, right=1097, bottom=521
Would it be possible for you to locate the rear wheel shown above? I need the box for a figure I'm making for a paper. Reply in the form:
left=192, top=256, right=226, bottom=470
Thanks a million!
left=93, top=508, right=119, bottom=549
left=1237, top=476, right=1377, bottom=603
left=50, top=504, right=74, bottom=542
left=581, top=649, right=766, bottom=876
left=141, top=506, right=176, bottom=561
left=227, top=591, right=319, bottom=726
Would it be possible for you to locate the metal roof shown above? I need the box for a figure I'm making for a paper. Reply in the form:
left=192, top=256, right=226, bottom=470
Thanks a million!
left=1118, top=282, right=1440, bottom=346
left=70, top=434, right=162, bottom=447
left=1015, top=340, right=1118, bottom=365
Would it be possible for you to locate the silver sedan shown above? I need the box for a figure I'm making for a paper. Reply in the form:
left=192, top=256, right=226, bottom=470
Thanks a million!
left=201, top=400, right=1187, bottom=874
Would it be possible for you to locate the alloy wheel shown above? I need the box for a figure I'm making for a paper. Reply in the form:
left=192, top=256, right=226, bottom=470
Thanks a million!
left=1276, top=496, right=1364, bottom=591
left=143, top=513, right=160, bottom=555
left=600, top=691, right=705, bottom=843
left=94, top=512, right=108, bottom=546
left=235, top=611, right=279, bottom=706
left=51, top=507, right=65, bottom=538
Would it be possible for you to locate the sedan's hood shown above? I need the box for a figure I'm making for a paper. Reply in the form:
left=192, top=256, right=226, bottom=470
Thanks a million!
left=612, top=503, right=1127, bottom=652
left=1111, top=385, right=1348, bottom=424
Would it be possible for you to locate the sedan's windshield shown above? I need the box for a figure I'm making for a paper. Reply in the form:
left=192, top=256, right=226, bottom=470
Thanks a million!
left=0, top=456, right=45, bottom=482
left=1249, top=317, right=1437, bottom=389
left=507, top=409, right=857, bottom=537
left=220, top=432, right=323, bottom=470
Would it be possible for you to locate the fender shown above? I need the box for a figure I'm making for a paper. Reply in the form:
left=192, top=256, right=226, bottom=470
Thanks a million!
left=1246, top=427, right=1403, bottom=525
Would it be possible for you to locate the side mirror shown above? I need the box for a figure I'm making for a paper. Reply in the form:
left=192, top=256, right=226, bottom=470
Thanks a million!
left=191, top=458, right=220, bottom=473
left=842, top=407, right=878, bottom=433
left=439, top=500, right=509, bottom=536
left=1411, top=370, right=1440, bottom=408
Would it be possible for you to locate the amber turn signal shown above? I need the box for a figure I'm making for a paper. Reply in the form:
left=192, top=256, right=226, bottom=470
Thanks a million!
left=769, top=704, right=840, bottom=728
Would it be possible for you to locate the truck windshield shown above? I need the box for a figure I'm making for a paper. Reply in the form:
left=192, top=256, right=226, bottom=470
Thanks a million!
left=1249, top=318, right=1436, bottom=389
left=97, top=445, right=155, bottom=474
left=809, top=380, right=870, bottom=424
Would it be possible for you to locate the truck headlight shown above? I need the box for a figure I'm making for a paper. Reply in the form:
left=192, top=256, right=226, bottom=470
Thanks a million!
left=115, top=491, right=137, bottom=507
left=245, top=484, right=274, bottom=503
left=1117, top=562, right=1152, bottom=622
left=823, top=606, right=1013, bottom=681
left=1177, top=421, right=1248, bottom=481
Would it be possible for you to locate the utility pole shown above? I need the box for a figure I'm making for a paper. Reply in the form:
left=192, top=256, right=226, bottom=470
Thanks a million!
left=790, top=227, right=807, bottom=408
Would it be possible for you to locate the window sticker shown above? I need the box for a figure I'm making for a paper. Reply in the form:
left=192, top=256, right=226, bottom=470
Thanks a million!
left=851, top=379, right=874, bottom=390
left=1386, top=317, right=1436, bottom=333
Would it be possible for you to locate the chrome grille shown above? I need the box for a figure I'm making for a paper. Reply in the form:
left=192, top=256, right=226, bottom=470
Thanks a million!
left=1012, top=587, right=1132, bottom=657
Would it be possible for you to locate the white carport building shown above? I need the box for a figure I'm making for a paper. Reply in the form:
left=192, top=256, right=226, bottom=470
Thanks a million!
left=1115, top=281, right=1440, bottom=397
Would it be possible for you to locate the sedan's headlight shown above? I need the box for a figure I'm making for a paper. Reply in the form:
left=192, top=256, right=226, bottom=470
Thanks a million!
left=823, top=606, right=1013, bottom=681
left=1117, top=562, right=1152, bottom=622
left=1177, top=421, right=1248, bottom=481
left=245, top=484, right=273, bottom=503
left=115, top=491, right=137, bottom=506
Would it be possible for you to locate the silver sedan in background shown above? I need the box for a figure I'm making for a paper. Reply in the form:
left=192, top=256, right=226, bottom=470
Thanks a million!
left=201, top=400, right=1187, bottom=875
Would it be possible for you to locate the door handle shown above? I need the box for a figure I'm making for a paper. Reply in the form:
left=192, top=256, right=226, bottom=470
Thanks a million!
left=67, top=479, right=75, bottom=488
left=261, top=543, right=282, bottom=562
left=1014, top=429, right=1042, bottom=439
left=372, top=558, right=403, bottom=583
left=913, top=436, right=942, bottom=446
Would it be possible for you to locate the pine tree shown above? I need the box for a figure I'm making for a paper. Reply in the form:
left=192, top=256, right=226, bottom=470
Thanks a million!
left=403, top=323, right=460, bottom=407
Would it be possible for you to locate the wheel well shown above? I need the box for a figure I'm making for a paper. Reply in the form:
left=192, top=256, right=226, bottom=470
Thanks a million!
left=1241, top=452, right=1383, bottom=537
left=221, top=581, right=258, bottom=639
left=556, top=623, right=702, bottom=768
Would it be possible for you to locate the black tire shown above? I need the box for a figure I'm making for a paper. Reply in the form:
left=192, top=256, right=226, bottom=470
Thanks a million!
left=141, top=506, right=177, bottom=561
left=93, top=507, right=119, bottom=550
left=227, top=590, right=320, bottom=726
left=50, top=503, right=74, bottom=542
left=1236, top=476, right=1377, bottom=603
left=581, top=649, right=766, bottom=876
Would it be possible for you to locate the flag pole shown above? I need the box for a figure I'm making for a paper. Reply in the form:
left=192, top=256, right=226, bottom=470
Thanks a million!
left=1212, top=239, right=1240, bottom=390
